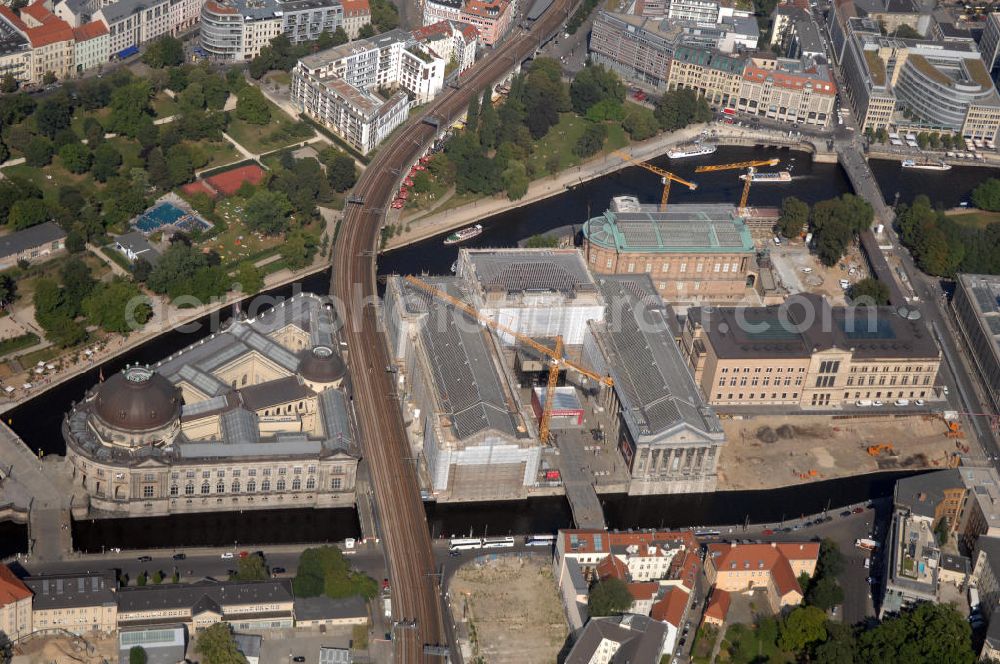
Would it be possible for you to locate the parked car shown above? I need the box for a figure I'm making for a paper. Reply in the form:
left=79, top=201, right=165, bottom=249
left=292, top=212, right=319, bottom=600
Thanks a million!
left=840, top=510, right=853, bottom=517
left=220, top=552, right=234, bottom=559
left=852, top=507, right=865, bottom=514
left=172, top=553, right=186, bottom=561
left=762, top=529, right=775, bottom=535
left=137, top=555, right=152, bottom=562
left=271, top=566, right=286, bottom=575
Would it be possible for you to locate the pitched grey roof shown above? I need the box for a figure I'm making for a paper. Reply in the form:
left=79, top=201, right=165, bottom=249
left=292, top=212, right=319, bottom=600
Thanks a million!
left=590, top=276, right=723, bottom=443
left=221, top=407, right=260, bottom=445
left=461, top=248, right=599, bottom=295
left=98, top=0, right=169, bottom=24
left=565, top=615, right=666, bottom=664
left=238, top=376, right=314, bottom=411
left=233, top=633, right=262, bottom=659
left=25, top=571, right=117, bottom=610
left=894, top=469, right=963, bottom=518
left=400, top=277, right=525, bottom=441
left=117, top=579, right=293, bottom=614
left=0, top=222, right=65, bottom=260
left=319, top=389, right=354, bottom=451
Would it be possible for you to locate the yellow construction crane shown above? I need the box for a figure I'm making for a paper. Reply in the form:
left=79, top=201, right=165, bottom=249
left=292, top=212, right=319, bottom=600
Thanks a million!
left=402, top=275, right=613, bottom=443
left=695, top=159, right=780, bottom=211
left=612, top=150, right=697, bottom=211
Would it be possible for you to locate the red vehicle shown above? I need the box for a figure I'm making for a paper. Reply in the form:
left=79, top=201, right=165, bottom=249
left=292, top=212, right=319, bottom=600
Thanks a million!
left=414, top=165, right=426, bottom=171
left=544, top=470, right=561, bottom=481
left=382, top=578, right=390, bottom=591
left=398, top=190, right=409, bottom=199
left=722, top=108, right=736, bottom=116
left=852, top=507, right=864, bottom=514
left=392, top=200, right=404, bottom=209
left=419, top=156, right=430, bottom=163
left=762, top=529, right=775, bottom=536
left=723, top=117, right=735, bottom=124
left=239, top=551, right=249, bottom=559
left=404, top=178, right=414, bottom=186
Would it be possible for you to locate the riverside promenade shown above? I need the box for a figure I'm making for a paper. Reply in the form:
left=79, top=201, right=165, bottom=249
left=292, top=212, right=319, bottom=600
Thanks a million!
left=384, top=123, right=831, bottom=250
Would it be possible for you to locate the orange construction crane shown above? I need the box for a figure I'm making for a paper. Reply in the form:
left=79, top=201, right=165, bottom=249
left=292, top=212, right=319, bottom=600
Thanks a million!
left=867, top=443, right=895, bottom=456
left=694, top=159, right=780, bottom=211
left=402, top=275, right=613, bottom=442
left=612, top=150, right=697, bottom=211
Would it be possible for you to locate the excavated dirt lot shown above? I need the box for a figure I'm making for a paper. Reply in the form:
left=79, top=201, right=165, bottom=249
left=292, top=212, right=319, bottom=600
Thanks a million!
left=450, top=557, right=568, bottom=664
left=718, top=413, right=961, bottom=490
left=13, top=633, right=117, bottom=664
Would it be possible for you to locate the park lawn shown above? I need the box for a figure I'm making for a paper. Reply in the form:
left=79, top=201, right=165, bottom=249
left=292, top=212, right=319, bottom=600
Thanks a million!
left=204, top=196, right=286, bottom=265
left=4, top=162, right=100, bottom=203
left=108, top=137, right=144, bottom=171
left=184, top=139, right=240, bottom=171
left=721, top=624, right=795, bottom=664
left=152, top=92, right=181, bottom=119
left=264, top=71, right=291, bottom=87
left=948, top=209, right=1000, bottom=229
left=527, top=113, right=629, bottom=175
left=70, top=108, right=112, bottom=137
left=225, top=97, right=314, bottom=155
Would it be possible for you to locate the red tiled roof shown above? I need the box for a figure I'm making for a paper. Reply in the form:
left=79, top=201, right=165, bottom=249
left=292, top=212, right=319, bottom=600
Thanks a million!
left=744, top=64, right=837, bottom=95
left=461, top=0, right=509, bottom=19
left=708, top=542, right=818, bottom=597
left=411, top=20, right=451, bottom=41
left=704, top=588, right=731, bottom=622
left=650, top=586, right=688, bottom=627
left=26, top=16, right=73, bottom=47
left=204, top=0, right=238, bottom=14
left=455, top=20, right=478, bottom=40
left=0, top=565, right=31, bottom=605
left=626, top=582, right=659, bottom=601
left=341, top=0, right=370, bottom=14
left=596, top=554, right=629, bottom=582
left=0, top=6, right=28, bottom=31
left=73, top=20, right=108, bottom=41
left=21, top=0, right=52, bottom=23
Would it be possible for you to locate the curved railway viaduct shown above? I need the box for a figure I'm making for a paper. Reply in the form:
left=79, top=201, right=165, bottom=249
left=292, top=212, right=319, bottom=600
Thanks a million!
left=329, top=5, right=576, bottom=661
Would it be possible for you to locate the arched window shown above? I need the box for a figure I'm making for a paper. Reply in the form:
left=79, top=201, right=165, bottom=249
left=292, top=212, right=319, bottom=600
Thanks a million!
left=306, top=477, right=316, bottom=490
left=247, top=480, right=256, bottom=492
left=201, top=483, right=210, bottom=495
left=216, top=482, right=225, bottom=494
left=242, top=374, right=248, bottom=386
left=291, top=478, right=301, bottom=491
left=231, top=480, right=240, bottom=493
left=261, top=480, right=270, bottom=492
left=276, top=479, right=286, bottom=492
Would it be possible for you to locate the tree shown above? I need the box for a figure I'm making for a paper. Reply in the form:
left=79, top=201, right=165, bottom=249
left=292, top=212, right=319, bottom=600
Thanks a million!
left=152, top=570, right=164, bottom=584
left=81, top=116, right=105, bottom=147
left=42, top=71, right=56, bottom=85
left=329, top=26, right=349, bottom=47
left=779, top=606, right=827, bottom=652
left=146, top=147, right=171, bottom=190
left=805, top=575, right=844, bottom=610
left=777, top=196, right=810, bottom=238
left=0, top=274, right=16, bottom=307
left=61, top=256, right=95, bottom=310
left=143, top=36, right=184, bottom=68
left=293, top=545, right=379, bottom=600
left=857, top=602, right=975, bottom=664
left=129, top=646, right=148, bottom=664
left=935, top=516, right=949, bottom=546
left=466, top=92, right=481, bottom=134
left=849, top=278, right=890, bottom=305
left=34, top=97, right=72, bottom=138
left=235, top=262, right=264, bottom=295
left=587, top=577, right=633, bottom=617
left=622, top=106, right=659, bottom=141
left=137, top=571, right=147, bottom=586
left=24, top=136, right=53, bottom=167
left=326, top=154, right=358, bottom=192
left=973, top=178, right=1000, bottom=211
left=107, top=80, right=154, bottom=139
left=573, top=122, right=607, bottom=158
left=244, top=189, right=292, bottom=235
left=370, top=0, right=399, bottom=32
left=83, top=278, right=150, bottom=333
left=91, top=142, right=122, bottom=183
left=501, top=161, right=529, bottom=200
left=655, top=89, right=712, bottom=131
left=232, top=553, right=268, bottom=581
left=893, top=23, right=922, bottom=38
left=280, top=229, right=318, bottom=270
left=165, top=144, right=194, bottom=187
left=0, top=74, right=16, bottom=93
left=569, top=63, right=625, bottom=115
left=8, top=199, right=48, bottom=230
left=814, top=622, right=856, bottom=664
left=58, top=142, right=92, bottom=174
left=195, top=623, right=248, bottom=664
left=478, top=88, right=498, bottom=149
left=235, top=86, right=271, bottom=125
left=132, top=257, right=153, bottom=282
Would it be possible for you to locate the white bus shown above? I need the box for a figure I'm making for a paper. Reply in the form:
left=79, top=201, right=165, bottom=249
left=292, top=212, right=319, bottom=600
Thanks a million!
left=449, top=538, right=483, bottom=551
left=525, top=534, right=556, bottom=547
left=481, top=537, right=515, bottom=549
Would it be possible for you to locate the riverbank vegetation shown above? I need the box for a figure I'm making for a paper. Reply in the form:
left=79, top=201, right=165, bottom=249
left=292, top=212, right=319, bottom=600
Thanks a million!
left=406, top=60, right=710, bottom=209
left=293, top=545, right=379, bottom=600
left=776, top=194, right=874, bottom=265
left=895, top=194, right=1000, bottom=276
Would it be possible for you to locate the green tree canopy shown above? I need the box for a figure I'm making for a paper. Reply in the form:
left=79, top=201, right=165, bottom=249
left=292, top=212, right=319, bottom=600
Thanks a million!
left=857, top=603, right=974, bottom=664
left=107, top=80, right=154, bottom=139
left=655, top=89, right=712, bottom=131
left=573, top=122, right=607, bottom=158
left=143, top=36, right=184, bottom=68
left=235, top=86, right=271, bottom=125
left=8, top=198, right=48, bottom=230
left=34, top=97, right=72, bottom=138
left=622, top=106, right=660, bottom=141
left=58, top=142, right=91, bottom=174
left=232, top=553, right=268, bottom=581
left=129, top=645, right=148, bottom=664
left=849, top=278, right=890, bottom=306
left=83, top=278, right=150, bottom=333
left=587, top=577, right=633, bottom=617
left=779, top=606, right=828, bottom=653
left=91, top=142, right=123, bottom=183
left=24, top=136, right=53, bottom=168
left=777, top=196, right=810, bottom=238
left=280, top=229, right=319, bottom=270
left=195, top=623, right=248, bottom=664
left=569, top=63, right=625, bottom=115
left=244, top=189, right=292, bottom=235
left=501, top=160, right=529, bottom=200
left=234, top=263, right=264, bottom=295
left=292, top=545, right=378, bottom=600
left=972, top=178, right=1000, bottom=211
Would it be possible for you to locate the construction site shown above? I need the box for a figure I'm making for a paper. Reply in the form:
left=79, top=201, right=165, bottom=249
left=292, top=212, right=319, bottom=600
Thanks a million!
left=716, top=412, right=971, bottom=491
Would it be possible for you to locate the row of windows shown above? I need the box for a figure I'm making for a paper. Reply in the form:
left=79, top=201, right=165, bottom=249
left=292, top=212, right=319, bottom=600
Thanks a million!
left=719, top=376, right=801, bottom=387
left=171, top=465, right=333, bottom=480
left=165, top=476, right=343, bottom=496
left=721, top=367, right=806, bottom=374
left=716, top=392, right=800, bottom=400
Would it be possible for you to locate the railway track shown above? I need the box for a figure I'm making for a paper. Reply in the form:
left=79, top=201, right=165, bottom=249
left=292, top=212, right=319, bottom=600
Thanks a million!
left=330, top=5, right=574, bottom=660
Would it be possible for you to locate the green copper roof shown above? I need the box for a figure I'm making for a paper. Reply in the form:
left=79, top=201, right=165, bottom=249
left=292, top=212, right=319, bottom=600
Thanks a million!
left=583, top=202, right=755, bottom=254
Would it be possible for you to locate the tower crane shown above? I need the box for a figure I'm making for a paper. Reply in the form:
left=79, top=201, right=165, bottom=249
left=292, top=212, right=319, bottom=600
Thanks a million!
left=694, top=159, right=780, bottom=212
left=612, top=150, right=698, bottom=211
left=401, top=275, right=613, bottom=444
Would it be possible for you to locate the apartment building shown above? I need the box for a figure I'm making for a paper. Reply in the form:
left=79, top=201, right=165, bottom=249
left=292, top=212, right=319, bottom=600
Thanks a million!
left=554, top=529, right=701, bottom=635
left=341, top=0, right=371, bottom=39
left=459, top=0, right=513, bottom=46
left=0, top=565, right=32, bottom=641
left=668, top=0, right=721, bottom=22
left=92, top=0, right=172, bottom=57
left=117, top=579, right=294, bottom=632
left=8, top=1, right=75, bottom=83
left=169, top=0, right=201, bottom=34
left=0, top=10, right=31, bottom=83
left=411, top=19, right=478, bottom=73
left=840, top=19, right=1000, bottom=139
left=72, top=19, right=108, bottom=73
left=399, top=43, right=446, bottom=103
left=682, top=293, right=943, bottom=408
left=564, top=615, right=669, bottom=664
left=582, top=197, right=757, bottom=305
left=590, top=11, right=680, bottom=90
left=666, top=45, right=745, bottom=108
left=705, top=542, right=819, bottom=611
left=200, top=0, right=344, bottom=61
left=584, top=276, right=727, bottom=495
left=737, top=53, right=836, bottom=127
left=25, top=572, right=118, bottom=636
left=423, top=0, right=462, bottom=25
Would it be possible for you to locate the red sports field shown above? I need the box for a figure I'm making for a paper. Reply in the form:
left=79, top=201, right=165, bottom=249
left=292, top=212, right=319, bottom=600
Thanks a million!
left=181, top=180, right=216, bottom=199
left=205, top=164, right=266, bottom=196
